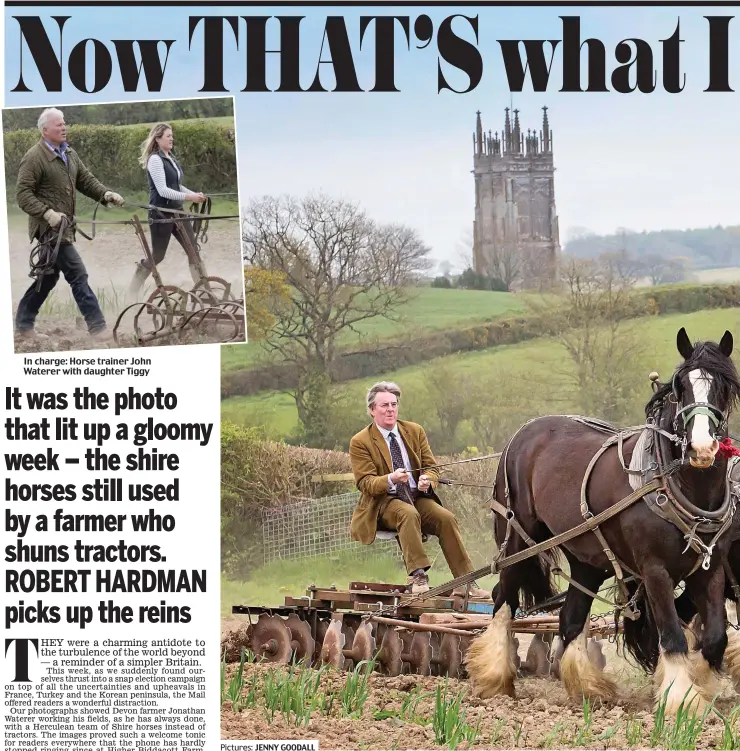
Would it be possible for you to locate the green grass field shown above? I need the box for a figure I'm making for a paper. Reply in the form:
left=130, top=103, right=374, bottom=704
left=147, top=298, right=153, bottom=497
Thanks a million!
left=222, top=308, right=740, bottom=441
left=692, top=267, right=740, bottom=283
left=221, top=287, right=530, bottom=372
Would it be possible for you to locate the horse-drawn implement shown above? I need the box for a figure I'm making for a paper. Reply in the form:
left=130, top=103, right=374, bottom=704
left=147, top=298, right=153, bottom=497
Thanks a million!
left=112, top=212, right=245, bottom=346
left=228, top=327, right=740, bottom=715
left=26, top=197, right=245, bottom=346
left=228, top=578, right=614, bottom=680
left=110, top=201, right=245, bottom=346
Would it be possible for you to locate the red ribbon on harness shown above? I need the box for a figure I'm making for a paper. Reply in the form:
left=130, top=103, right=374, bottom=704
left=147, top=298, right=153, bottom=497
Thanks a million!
left=718, top=437, right=740, bottom=459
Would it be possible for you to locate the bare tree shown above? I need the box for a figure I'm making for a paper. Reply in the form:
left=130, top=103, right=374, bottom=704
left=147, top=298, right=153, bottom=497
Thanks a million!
left=459, top=228, right=520, bottom=289
left=642, top=253, right=686, bottom=286
left=529, top=255, right=648, bottom=424
left=488, top=241, right=522, bottom=289
left=242, top=194, right=430, bottom=446
left=599, top=248, right=644, bottom=287
left=370, top=223, right=433, bottom=286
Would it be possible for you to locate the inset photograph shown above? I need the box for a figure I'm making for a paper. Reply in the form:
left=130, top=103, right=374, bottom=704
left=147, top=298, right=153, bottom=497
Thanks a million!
left=3, top=96, right=245, bottom=352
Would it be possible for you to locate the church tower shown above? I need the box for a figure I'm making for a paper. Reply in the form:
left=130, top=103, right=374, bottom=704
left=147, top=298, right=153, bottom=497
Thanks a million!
left=472, top=106, right=560, bottom=290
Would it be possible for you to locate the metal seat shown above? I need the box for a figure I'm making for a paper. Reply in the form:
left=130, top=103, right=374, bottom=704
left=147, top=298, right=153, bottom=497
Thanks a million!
left=375, top=529, right=428, bottom=543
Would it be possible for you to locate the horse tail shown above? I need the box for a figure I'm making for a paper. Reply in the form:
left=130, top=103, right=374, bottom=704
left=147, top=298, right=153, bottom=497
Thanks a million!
left=621, top=583, right=659, bottom=673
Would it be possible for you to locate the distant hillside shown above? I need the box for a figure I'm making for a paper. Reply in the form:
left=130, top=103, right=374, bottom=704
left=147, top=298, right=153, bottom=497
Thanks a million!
left=564, top=226, right=740, bottom=270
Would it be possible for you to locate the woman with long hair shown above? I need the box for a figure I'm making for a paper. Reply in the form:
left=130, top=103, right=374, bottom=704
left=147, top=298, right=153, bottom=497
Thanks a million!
left=125, top=122, right=207, bottom=302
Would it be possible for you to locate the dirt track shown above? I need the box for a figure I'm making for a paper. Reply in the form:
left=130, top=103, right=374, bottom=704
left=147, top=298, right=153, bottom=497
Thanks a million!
left=220, top=619, right=740, bottom=749
left=7, top=221, right=244, bottom=353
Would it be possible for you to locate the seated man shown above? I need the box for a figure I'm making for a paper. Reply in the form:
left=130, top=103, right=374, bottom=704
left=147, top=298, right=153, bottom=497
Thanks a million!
left=349, top=380, right=490, bottom=598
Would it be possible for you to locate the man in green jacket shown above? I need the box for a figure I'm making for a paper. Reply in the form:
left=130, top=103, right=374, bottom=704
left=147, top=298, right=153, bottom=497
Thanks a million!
left=14, top=107, right=125, bottom=342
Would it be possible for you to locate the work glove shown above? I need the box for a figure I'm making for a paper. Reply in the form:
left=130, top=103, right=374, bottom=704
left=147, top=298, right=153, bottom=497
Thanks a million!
left=104, top=190, right=125, bottom=207
left=43, top=209, right=64, bottom=229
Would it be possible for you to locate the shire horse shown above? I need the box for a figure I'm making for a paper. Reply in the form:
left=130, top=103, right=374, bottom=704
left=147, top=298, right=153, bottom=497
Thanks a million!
left=465, top=328, right=740, bottom=713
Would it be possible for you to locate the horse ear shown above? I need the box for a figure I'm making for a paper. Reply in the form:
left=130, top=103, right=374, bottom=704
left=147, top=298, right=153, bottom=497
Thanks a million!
left=719, top=330, right=734, bottom=357
left=677, top=327, right=694, bottom=360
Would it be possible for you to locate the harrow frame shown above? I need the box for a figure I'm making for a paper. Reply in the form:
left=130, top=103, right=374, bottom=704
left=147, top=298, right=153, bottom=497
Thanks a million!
left=229, top=579, right=613, bottom=679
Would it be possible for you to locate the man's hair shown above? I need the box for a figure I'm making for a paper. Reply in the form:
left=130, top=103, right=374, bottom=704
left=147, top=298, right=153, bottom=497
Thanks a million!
left=366, top=381, right=402, bottom=414
left=38, top=108, right=64, bottom=133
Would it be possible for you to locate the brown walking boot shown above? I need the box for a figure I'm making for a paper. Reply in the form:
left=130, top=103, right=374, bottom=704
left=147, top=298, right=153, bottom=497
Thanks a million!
left=452, top=581, right=491, bottom=600
left=407, top=569, right=430, bottom=594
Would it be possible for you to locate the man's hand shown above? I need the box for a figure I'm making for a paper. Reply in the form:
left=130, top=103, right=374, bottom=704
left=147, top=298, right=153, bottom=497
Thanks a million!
left=43, top=209, right=64, bottom=229
left=418, top=473, right=431, bottom=493
left=389, top=468, right=410, bottom=485
left=104, top=191, right=125, bottom=207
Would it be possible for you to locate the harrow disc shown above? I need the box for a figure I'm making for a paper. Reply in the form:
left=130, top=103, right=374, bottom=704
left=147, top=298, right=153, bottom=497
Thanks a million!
left=249, top=614, right=293, bottom=664
left=403, top=632, right=432, bottom=676
left=346, top=622, right=375, bottom=667
left=286, top=614, right=315, bottom=664
left=314, top=619, right=330, bottom=664
left=587, top=638, right=606, bottom=671
left=511, top=635, right=521, bottom=671
left=520, top=634, right=551, bottom=677
left=399, top=631, right=413, bottom=675
left=375, top=625, right=403, bottom=677
left=438, top=633, right=464, bottom=679
left=320, top=619, right=346, bottom=670
left=429, top=632, right=442, bottom=676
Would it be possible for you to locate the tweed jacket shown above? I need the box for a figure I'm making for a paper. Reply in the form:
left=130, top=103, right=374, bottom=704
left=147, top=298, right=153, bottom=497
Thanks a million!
left=17, top=139, right=109, bottom=243
left=349, top=420, right=442, bottom=545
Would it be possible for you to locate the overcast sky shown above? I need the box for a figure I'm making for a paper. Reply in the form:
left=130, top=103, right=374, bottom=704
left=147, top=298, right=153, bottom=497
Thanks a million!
left=6, top=6, right=740, bottom=268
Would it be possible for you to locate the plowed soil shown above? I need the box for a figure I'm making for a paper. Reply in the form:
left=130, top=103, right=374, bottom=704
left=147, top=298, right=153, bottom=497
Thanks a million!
left=7, top=223, right=244, bottom=353
left=220, top=619, right=740, bottom=749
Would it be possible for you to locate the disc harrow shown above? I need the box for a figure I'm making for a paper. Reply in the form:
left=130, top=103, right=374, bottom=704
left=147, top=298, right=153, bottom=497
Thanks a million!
left=229, top=580, right=615, bottom=680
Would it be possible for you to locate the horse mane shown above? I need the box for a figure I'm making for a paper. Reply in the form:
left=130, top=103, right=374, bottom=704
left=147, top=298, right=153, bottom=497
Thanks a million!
left=644, top=340, right=740, bottom=419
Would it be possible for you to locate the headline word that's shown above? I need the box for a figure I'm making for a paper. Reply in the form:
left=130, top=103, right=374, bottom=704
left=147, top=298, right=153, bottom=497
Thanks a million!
left=8, top=14, right=737, bottom=95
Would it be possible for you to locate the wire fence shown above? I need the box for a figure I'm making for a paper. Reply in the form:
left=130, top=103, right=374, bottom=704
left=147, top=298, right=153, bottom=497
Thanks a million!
left=261, top=491, right=409, bottom=564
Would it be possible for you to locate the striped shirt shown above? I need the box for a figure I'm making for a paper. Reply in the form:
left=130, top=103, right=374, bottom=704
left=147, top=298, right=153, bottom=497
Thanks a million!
left=147, top=153, right=192, bottom=201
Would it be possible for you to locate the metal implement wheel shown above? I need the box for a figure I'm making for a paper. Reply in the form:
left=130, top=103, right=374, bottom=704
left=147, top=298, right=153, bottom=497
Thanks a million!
left=587, top=638, right=607, bottom=671
left=341, top=623, right=356, bottom=671
left=438, top=633, right=464, bottom=679
left=286, top=614, right=315, bottom=665
left=320, top=619, right=346, bottom=670
left=399, top=631, right=413, bottom=675
left=520, top=634, right=551, bottom=676
left=345, top=622, right=375, bottom=667
left=249, top=614, right=293, bottom=664
left=402, top=632, right=432, bottom=676
left=314, top=619, right=330, bottom=664
left=429, top=632, right=442, bottom=676
left=375, top=625, right=403, bottom=677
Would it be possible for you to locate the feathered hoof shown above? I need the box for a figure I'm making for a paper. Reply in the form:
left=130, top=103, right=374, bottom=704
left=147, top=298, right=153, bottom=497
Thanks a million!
left=655, top=651, right=716, bottom=716
left=724, top=629, right=740, bottom=693
left=464, top=604, right=517, bottom=698
left=560, top=627, right=618, bottom=702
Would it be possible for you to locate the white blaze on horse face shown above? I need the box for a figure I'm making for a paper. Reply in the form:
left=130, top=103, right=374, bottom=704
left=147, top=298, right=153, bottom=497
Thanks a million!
left=688, top=369, right=717, bottom=456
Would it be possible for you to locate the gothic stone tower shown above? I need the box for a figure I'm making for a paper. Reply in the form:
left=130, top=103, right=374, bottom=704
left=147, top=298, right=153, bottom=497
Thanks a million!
left=472, top=107, right=561, bottom=291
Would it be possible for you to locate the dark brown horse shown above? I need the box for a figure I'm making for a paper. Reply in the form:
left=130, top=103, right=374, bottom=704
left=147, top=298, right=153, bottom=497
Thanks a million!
left=465, top=328, right=739, bottom=713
